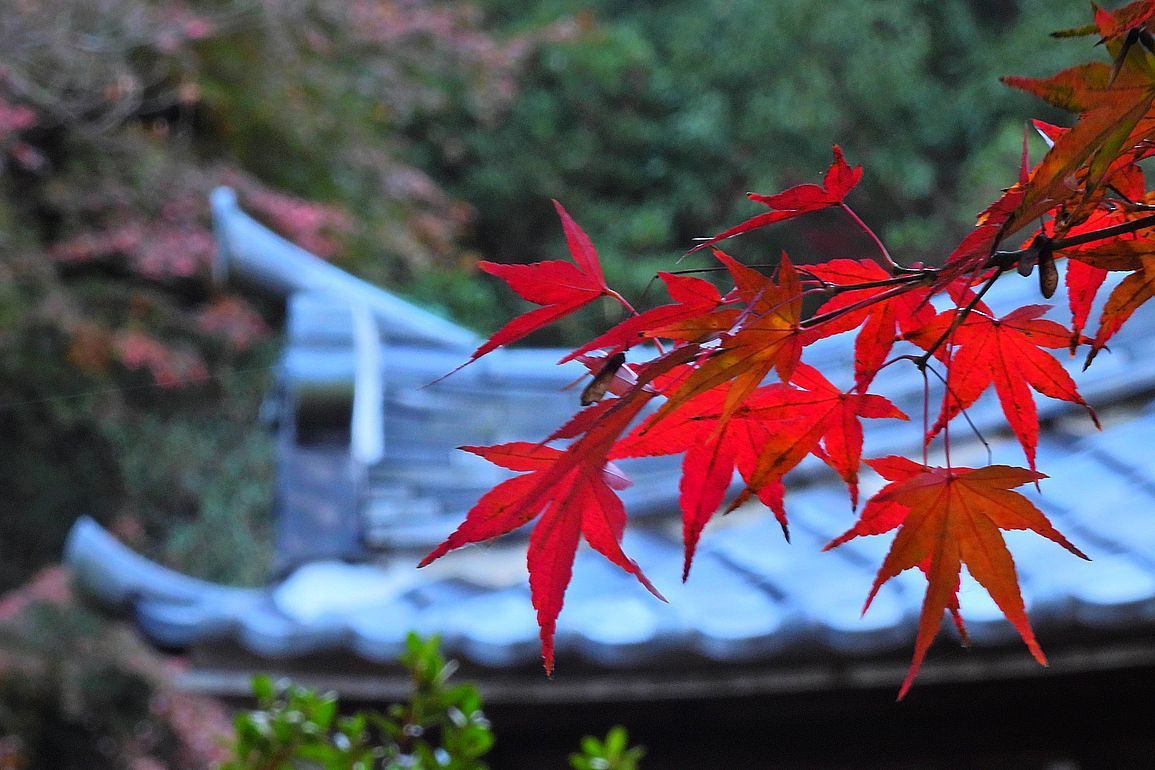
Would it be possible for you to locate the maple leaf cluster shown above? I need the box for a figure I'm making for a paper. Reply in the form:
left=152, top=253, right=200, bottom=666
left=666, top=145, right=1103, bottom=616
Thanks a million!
left=423, top=1, right=1155, bottom=698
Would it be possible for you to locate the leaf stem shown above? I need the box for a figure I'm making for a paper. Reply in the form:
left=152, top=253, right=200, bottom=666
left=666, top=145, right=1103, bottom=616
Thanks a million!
left=921, top=367, right=929, bottom=467
left=605, top=288, right=667, bottom=355
left=917, top=360, right=992, bottom=464
left=839, top=203, right=910, bottom=274
left=942, top=344, right=953, bottom=470
left=605, top=288, right=639, bottom=315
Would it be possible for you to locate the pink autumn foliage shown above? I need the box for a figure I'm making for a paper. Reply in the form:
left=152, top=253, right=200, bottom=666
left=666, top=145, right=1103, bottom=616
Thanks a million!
left=196, top=297, right=268, bottom=351
left=242, top=187, right=353, bottom=261
left=114, top=330, right=208, bottom=388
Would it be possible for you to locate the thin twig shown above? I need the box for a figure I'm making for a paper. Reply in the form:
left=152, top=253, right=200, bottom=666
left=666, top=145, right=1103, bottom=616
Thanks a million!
left=919, top=360, right=993, bottom=464
left=665, top=263, right=782, bottom=276
left=826, top=272, right=933, bottom=293
left=1053, top=211, right=1155, bottom=249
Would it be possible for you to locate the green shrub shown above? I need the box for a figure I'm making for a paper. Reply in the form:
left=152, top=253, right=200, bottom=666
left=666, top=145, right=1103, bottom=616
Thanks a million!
left=224, top=634, right=646, bottom=770
left=569, top=726, right=645, bottom=770
left=224, top=634, right=494, bottom=770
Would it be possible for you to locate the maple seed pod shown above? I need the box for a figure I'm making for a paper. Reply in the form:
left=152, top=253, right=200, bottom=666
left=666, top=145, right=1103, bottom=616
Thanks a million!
left=1037, top=248, right=1058, bottom=299
left=1017, top=250, right=1037, bottom=277
left=581, top=352, right=625, bottom=406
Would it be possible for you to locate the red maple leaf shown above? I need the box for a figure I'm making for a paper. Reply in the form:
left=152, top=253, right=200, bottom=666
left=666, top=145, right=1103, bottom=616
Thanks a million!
left=427, top=1, right=1155, bottom=693
left=1087, top=253, right=1155, bottom=364
left=1048, top=175, right=1147, bottom=350
left=615, top=363, right=904, bottom=577
left=459, top=201, right=613, bottom=365
left=1005, top=89, right=1155, bottom=237
left=1094, top=0, right=1155, bottom=41
left=722, top=363, right=906, bottom=514
left=425, top=342, right=705, bottom=674
left=1003, top=60, right=1152, bottom=115
left=560, top=272, right=724, bottom=363
left=935, top=184, right=1026, bottom=287
left=612, top=383, right=799, bottom=578
left=688, top=146, right=862, bottom=253
left=909, top=305, right=1098, bottom=471
left=826, top=458, right=1088, bottom=699
left=419, top=441, right=663, bottom=675
left=783, top=364, right=907, bottom=507
left=1066, top=257, right=1109, bottom=352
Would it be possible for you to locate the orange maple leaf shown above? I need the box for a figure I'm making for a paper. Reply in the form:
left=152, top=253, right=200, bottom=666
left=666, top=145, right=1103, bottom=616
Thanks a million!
left=646, top=250, right=803, bottom=428
left=826, top=458, right=1088, bottom=699
left=1088, top=253, right=1155, bottom=365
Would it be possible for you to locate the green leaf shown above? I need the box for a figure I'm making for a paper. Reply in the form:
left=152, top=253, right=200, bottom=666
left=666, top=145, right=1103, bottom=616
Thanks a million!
left=251, top=673, right=275, bottom=703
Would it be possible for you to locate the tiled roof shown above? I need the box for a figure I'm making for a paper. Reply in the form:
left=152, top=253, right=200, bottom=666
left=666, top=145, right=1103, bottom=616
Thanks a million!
left=65, top=189, right=1155, bottom=696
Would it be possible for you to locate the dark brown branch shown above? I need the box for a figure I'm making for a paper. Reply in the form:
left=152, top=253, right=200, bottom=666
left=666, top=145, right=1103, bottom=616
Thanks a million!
left=986, top=211, right=1155, bottom=270
left=914, top=269, right=1001, bottom=368
left=800, top=275, right=934, bottom=330
left=1052, top=211, right=1155, bottom=250
left=824, top=272, right=934, bottom=294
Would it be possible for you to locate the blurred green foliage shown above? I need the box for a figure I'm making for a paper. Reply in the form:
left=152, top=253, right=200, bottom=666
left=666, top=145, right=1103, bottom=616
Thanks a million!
left=100, top=366, right=279, bottom=586
left=0, top=353, right=278, bottom=589
left=0, top=0, right=536, bottom=589
left=413, top=0, right=1089, bottom=343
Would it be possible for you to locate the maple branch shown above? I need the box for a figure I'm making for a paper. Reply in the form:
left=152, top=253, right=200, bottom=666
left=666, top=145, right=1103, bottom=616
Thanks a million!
left=1052, top=211, right=1155, bottom=250
left=800, top=276, right=932, bottom=330
left=666, top=263, right=780, bottom=276
left=673, top=265, right=928, bottom=297
left=797, top=265, right=934, bottom=294
left=825, top=272, right=933, bottom=294
left=913, top=269, right=1000, bottom=370
left=986, top=211, right=1155, bottom=269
